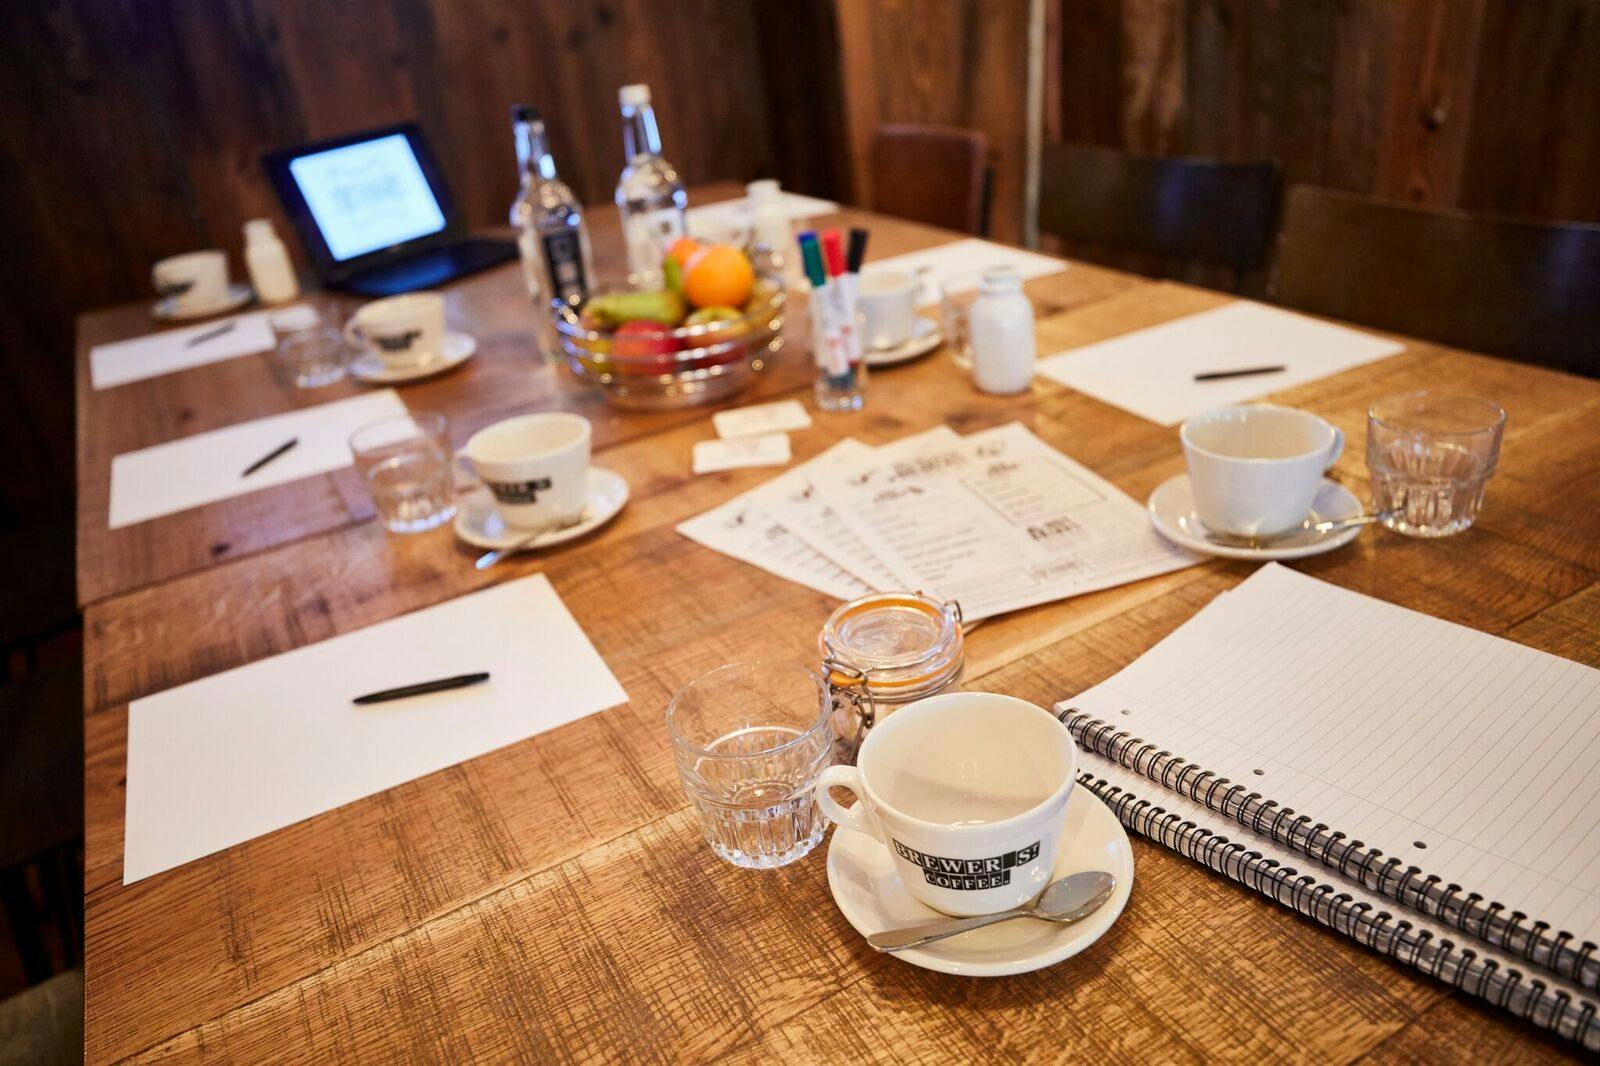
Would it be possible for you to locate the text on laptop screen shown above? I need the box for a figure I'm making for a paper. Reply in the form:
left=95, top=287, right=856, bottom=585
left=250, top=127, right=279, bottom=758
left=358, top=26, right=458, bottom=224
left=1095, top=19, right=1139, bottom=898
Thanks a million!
left=287, top=133, right=447, bottom=262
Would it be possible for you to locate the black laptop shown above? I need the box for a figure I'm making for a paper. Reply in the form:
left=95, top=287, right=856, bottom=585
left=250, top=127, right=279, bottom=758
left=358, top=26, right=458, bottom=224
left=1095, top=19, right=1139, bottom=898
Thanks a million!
left=263, top=123, right=515, bottom=296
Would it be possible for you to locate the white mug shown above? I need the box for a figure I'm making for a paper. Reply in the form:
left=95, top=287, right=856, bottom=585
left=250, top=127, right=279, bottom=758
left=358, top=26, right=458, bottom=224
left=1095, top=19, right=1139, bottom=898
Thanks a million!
left=814, top=692, right=1078, bottom=917
left=345, top=293, right=446, bottom=369
left=857, top=271, right=918, bottom=351
left=457, top=413, right=590, bottom=531
left=1181, top=404, right=1345, bottom=537
left=152, top=250, right=229, bottom=309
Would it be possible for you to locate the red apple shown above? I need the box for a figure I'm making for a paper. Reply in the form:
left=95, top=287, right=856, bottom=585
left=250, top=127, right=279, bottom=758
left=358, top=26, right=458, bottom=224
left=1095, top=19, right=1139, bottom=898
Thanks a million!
left=610, top=320, right=681, bottom=375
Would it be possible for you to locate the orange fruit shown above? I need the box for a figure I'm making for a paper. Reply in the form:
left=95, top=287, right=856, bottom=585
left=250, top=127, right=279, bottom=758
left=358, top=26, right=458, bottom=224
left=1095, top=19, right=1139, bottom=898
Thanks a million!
left=681, top=244, right=754, bottom=309
left=666, top=236, right=703, bottom=268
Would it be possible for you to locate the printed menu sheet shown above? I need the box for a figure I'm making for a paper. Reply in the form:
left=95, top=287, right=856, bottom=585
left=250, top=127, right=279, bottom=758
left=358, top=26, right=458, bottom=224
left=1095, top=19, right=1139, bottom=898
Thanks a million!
left=813, top=422, right=1198, bottom=620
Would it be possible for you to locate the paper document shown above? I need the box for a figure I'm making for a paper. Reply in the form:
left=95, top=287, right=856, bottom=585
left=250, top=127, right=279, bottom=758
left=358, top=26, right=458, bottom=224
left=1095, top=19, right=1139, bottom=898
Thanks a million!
left=712, top=400, right=812, bottom=439
left=676, top=492, right=872, bottom=602
left=90, top=312, right=277, bottom=389
left=1063, top=562, right=1600, bottom=946
left=124, top=574, right=628, bottom=883
left=862, top=238, right=1068, bottom=307
left=814, top=422, right=1198, bottom=620
left=692, top=433, right=792, bottom=474
left=108, top=390, right=407, bottom=528
left=686, top=192, right=839, bottom=234
left=751, top=429, right=959, bottom=591
left=1036, top=301, right=1404, bottom=426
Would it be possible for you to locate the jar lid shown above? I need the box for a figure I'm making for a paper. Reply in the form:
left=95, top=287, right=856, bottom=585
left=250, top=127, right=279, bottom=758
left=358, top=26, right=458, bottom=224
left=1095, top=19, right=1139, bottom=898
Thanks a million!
left=819, top=592, right=964, bottom=703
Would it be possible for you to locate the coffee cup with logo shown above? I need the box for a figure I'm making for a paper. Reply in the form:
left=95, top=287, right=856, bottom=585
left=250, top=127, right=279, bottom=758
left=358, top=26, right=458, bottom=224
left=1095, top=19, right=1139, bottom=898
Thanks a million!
left=344, top=293, right=446, bottom=370
left=151, top=250, right=230, bottom=310
left=1181, top=404, right=1345, bottom=537
left=456, top=413, right=590, bottom=532
left=813, top=692, right=1078, bottom=917
left=857, top=271, right=918, bottom=351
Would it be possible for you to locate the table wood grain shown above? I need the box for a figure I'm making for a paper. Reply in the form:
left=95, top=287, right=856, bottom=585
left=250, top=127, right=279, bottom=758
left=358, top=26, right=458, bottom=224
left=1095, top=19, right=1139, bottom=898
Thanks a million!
left=78, top=198, right=1598, bottom=1063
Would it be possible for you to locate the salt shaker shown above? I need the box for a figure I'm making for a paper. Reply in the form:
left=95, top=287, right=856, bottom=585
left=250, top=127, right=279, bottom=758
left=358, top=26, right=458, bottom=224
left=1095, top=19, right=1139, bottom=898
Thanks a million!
left=968, top=266, right=1035, bottom=394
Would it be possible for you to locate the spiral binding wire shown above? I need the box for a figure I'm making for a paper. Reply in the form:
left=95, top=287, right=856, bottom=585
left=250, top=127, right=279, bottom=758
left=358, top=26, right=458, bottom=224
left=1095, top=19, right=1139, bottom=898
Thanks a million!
left=1058, top=708, right=1600, bottom=996
left=1077, top=770, right=1600, bottom=1051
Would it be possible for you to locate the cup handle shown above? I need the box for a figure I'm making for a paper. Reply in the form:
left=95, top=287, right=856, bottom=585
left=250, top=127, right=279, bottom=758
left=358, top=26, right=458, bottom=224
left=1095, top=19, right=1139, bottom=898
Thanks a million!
left=813, top=765, right=880, bottom=841
left=452, top=453, right=478, bottom=492
left=1326, top=426, right=1345, bottom=469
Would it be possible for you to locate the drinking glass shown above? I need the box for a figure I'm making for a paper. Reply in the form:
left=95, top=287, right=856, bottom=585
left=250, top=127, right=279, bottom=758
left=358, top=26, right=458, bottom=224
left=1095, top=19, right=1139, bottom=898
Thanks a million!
left=349, top=411, right=458, bottom=533
left=1367, top=391, right=1506, bottom=537
left=667, top=661, right=836, bottom=869
left=275, top=326, right=350, bottom=388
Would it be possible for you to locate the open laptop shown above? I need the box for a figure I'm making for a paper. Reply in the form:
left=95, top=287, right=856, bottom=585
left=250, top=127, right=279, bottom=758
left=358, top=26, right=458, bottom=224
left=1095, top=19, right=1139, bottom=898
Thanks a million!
left=263, top=123, right=515, bottom=296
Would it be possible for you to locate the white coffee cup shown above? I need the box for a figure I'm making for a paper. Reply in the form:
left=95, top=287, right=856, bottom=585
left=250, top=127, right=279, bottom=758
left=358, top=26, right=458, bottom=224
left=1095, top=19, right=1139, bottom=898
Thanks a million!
left=344, top=293, right=446, bottom=369
left=813, top=692, right=1078, bottom=917
left=1181, top=404, right=1345, bottom=537
left=857, top=271, right=918, bottom=351
left=457, top=413, right=590, bottom=531
left=152, top=250, right=229, bottom=309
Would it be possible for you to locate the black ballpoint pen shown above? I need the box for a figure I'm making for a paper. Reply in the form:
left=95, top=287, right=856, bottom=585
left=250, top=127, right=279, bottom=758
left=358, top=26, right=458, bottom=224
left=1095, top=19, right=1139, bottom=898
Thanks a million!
left=1194, top=364, right=1287, bottom=382
left=186, top=320, right=237, bottom=348
left=241, top=437, right=298, bottom=478
left=352, top=672, right=491, bottom=706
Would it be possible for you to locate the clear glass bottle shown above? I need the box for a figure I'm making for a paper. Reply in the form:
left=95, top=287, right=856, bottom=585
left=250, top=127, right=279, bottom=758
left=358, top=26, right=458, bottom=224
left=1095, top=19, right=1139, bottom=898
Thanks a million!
left=509, top=105, right=594, bottom=360
left=614, top=83, right=687, bottom=287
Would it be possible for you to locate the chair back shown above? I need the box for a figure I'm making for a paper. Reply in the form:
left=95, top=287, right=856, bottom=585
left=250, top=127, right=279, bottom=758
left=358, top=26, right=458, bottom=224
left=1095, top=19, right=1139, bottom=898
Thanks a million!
left=1037, top=142, right=1281, bottom=273
left=870, top=124, right=990, bottom=235
left=1274, top=186, right=1600, bottom=376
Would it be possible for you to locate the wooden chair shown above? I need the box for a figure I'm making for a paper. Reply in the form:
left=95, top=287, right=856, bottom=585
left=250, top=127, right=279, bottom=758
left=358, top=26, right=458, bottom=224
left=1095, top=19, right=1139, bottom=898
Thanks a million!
left=1036, top=142, right=1281, bottom=290
left=1273, top=186, right=1600, bottom=377
left=870, top=124, right=990, bottom=235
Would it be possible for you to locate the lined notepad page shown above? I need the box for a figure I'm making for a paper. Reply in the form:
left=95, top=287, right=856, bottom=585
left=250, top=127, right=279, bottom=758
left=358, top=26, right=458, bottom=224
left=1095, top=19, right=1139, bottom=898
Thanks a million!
left=1071, top=563, right=1600, bottom=944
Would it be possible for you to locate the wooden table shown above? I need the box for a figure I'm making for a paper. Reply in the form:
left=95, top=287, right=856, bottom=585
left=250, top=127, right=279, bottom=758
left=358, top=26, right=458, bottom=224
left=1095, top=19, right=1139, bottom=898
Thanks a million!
left=77, top=189, right=1598, bottom=1063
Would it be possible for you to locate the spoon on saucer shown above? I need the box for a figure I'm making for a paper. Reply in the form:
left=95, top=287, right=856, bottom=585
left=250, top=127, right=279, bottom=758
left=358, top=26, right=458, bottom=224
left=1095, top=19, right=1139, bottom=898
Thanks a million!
left=1200, top=510, right=1394, bottom=550
left=867, top=870, right=1116, bottom=952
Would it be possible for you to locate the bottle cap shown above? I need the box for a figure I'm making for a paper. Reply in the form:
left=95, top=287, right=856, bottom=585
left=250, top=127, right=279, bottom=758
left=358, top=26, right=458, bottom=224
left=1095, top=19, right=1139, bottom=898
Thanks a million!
left=746, top=179, right=780, bottom=206
left=979, top=265, right=1021, bottom=294
left=510, top=104, right=537, bottom=123
left=244, top=218, right=275, bottom=241
left=618, top=84, right=651, bottom=108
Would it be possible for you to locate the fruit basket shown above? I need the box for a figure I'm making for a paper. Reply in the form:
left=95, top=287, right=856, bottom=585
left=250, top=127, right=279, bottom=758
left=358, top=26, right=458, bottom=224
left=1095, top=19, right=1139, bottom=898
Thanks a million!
left=553, top=243, right=786, bottom=410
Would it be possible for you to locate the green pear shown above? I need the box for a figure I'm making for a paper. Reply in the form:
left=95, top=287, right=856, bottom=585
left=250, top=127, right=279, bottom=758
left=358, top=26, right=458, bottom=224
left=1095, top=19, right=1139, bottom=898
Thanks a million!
left=584, top=289, right=686, bottom=328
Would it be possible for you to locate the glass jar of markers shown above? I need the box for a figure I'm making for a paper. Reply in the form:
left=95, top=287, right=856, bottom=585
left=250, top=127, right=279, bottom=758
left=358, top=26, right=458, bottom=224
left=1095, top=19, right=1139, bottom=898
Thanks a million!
left=819, top=591, right=965, bottom=757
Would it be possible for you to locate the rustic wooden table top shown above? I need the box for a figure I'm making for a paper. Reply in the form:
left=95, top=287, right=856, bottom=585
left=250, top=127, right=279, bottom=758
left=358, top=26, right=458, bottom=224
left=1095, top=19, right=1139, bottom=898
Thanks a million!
left=77, top=189, right=1598, bottom=1063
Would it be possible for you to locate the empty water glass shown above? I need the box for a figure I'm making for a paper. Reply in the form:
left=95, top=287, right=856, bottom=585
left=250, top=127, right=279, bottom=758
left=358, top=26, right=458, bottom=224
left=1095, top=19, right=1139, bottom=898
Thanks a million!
left=667, top=661, right=836, bottom=869
left=1367, top=391, right=1505, bottom=537
left=349, top=411, right=458, bottom=533
left=275, top=326, right=350, bottom=388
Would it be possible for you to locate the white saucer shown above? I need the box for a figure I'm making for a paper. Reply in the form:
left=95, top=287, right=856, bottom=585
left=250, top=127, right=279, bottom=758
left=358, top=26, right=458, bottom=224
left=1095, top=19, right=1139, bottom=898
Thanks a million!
left=826, top=785, right=1134, bottom=977
left=454, top=467, right=628, bottom=551
left=352, top=332, right=478, bottom=384
left=865, top=316, right=941, bottom=368
left=153, top=283, right=254, bottom=321
left=1148, top=474, right=1364, bottom=561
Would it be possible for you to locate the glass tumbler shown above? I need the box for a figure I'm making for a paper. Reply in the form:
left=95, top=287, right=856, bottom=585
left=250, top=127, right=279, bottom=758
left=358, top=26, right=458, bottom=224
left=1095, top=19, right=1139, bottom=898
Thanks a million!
left=349, top=411, right=459, bottom=533
left=667, top=661, right=836, bottom=869
left=1367, top=391, right=1506, bottom=537
left=275, top=326, right=350, bottom=388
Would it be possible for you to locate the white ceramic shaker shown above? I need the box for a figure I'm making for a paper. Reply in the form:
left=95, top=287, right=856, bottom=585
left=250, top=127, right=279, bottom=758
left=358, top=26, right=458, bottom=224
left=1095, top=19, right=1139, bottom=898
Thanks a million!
left=968, top=266, right=1035, bottom=394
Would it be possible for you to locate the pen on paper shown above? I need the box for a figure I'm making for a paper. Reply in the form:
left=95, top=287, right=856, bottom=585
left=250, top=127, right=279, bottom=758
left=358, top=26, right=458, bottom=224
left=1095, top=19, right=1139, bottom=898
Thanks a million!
left=352, top=672, right=492, bottom=706
left=186, top=321, right=237, bottom=348
left=241, top=437, right=298, bottom=478
left=1193, top=365, right=1286, bottom=382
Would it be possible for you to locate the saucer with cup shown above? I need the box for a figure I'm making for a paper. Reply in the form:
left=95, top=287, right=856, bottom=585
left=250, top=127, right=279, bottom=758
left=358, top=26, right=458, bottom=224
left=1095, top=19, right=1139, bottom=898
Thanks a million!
left=1149, top=403, right=1365, bottom=560
left=819, top=692, right=1134, bottom=975
left=345, top=292, right=477, bottom=383
left=452, top=412, right=627, bottom=553
left=858, top=271, right=941, bottom=368
left=151, top=250, right=253, bottom=320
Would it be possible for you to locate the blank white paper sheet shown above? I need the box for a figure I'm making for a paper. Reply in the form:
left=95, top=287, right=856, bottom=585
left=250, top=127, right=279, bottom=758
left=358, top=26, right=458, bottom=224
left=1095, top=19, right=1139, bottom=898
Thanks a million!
left=1036, top=301, right=1404, bottom=426
left=90, top=312, right=277, bottom=389
left=862, top=238, right=1069, bottom=307
left=124, top=574, right=628, bottom=883
left=108, top=389, right=407, bottom=528
left=686, top=191, right=839, bottom=233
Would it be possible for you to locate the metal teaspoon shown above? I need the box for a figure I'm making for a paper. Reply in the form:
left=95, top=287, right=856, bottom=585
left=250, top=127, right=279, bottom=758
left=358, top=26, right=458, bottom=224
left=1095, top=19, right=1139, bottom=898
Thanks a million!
left=867, top=870, right=1117, bottom=953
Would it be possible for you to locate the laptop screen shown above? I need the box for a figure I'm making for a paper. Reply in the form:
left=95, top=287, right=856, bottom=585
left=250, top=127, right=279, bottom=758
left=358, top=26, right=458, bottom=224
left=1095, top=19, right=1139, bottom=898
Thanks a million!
left=286, top=132, right=448, bottom=262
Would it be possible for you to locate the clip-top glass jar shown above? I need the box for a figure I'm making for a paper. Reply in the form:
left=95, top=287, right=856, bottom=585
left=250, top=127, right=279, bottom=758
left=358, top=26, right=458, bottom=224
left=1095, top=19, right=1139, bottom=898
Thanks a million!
left=819, top=591, right=965, bottom=755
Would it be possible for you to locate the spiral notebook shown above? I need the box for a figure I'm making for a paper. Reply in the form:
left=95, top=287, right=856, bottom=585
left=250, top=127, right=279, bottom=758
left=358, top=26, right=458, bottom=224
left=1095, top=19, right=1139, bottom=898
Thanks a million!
left=1055, top=564, right=1600, bottom=1047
